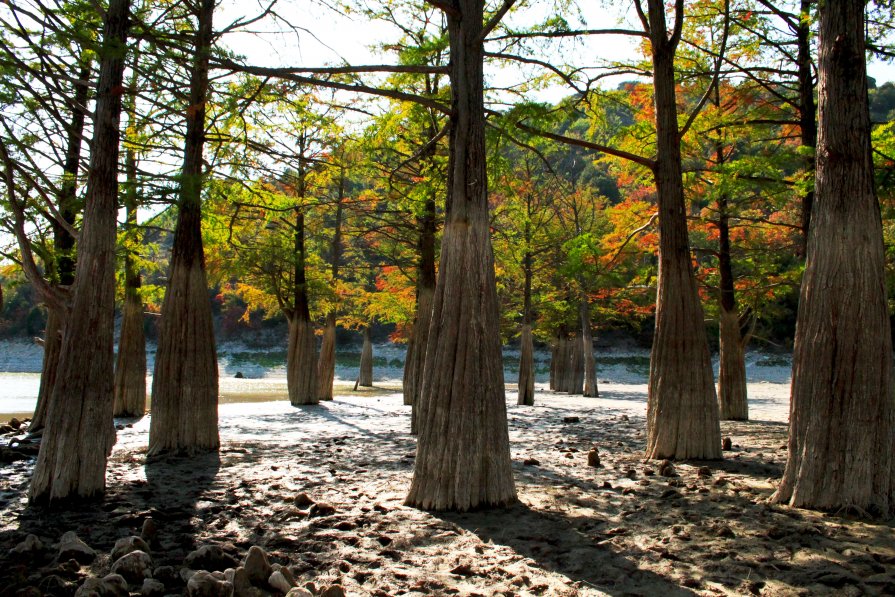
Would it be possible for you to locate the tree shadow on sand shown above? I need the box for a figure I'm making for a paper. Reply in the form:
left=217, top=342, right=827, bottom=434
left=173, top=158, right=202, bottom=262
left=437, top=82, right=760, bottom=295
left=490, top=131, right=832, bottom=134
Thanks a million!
left=438, top=502, right=696, bottom=596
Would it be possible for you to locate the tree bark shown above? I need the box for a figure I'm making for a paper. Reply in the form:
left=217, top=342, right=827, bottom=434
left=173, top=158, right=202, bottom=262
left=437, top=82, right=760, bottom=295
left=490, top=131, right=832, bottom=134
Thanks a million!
left=28, top=0, right=129, bottom=503
left=403, top=196, right=437, bottom=408
left=359, top=326, right=373, bottom=386
left=517, top=233, right=535, bottom=406
left=317, top=174, right=344, bottom=401
left=644, top=0, right=721, bottom=460
left=113, top=149, right=146, bottom=418
left=32, top=309, right=63, bottom=431
left=717, top=308, right=747, bottom=420
left=406, top=0, right=516, bottom=511
left=549, top=330, right=560, bottom=390
left=580, top=297, right=598, bottom=397
left=148, top=0, right=219, bottom=456
left=31, top=63, right=91, bottom=433
left=288, top=314, right=318, bottom=405
left=518, top=324, right=535, bottom=406
left=772, top=0, right=895, bottom=515
left=317, top=313, right=336, bottom=401
left=566, top=332, right=584, bottom=395
left=287, top=210, right=318, bottom=405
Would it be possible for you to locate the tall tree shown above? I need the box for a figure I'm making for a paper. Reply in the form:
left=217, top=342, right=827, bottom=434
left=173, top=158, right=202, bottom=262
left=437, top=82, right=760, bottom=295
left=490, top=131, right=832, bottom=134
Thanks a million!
left=641, top=0, right=721, bottom=459
left=772, top=0, right=895, bottom=514
left=148, top=0, right=219, bottom=456
left=406, top=0, right=517, bottom=511
left=28, top=0, right=130, bottom=502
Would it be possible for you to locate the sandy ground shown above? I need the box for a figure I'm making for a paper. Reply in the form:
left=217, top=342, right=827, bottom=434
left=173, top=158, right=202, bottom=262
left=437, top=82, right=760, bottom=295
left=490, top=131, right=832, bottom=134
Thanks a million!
left=1, top=381, right=894, bottom=597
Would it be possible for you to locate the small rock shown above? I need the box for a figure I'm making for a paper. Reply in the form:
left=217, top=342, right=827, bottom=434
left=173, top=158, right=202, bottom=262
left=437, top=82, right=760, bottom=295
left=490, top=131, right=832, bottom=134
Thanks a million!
left=625, top=469, right=637, bottom=479
left=658, top=460, right=676, bottom=477
left=141, top=518, right=158, bottom=545
left=75, top=574, right=129, bottom=597
left=293, top=493, right=315, bottom=509
left=564, top=452, right=574, bottom=459
left=111, top=550, right=153, bottom=584
left=141, top=578, right=166, bottom=597
left=715, top=525, right=736, bottom=538
left=697, top=466, right=712, bottom=478
left=320, top=586, right=346, bottom=597
left=601, top=481, right=612, bottom=489
left=562, top=416, right=580, bottom=424
left=234, top=372, right=245, bottom=379
left=111, top=536, right=151, bottom=561
left=58, top=531, right=96, bottom=564
left=722, top=437, right=732, bottom=451
left=10, top=533, right=43, bottom=556
left=9, top=417, right=21, bottom=429
left=187, top=570, right=234, bottom=597
left=713, top=476, right=728, bottom=487
left=620, top=415, right=630, bottom=422
left=285, top=589, right=314, bottom=597
left=450, top=564, right=476, bottom=577
left=184, top=545, right=239, bottom=572
left=622, top=487, right=637, bottom=495
left=587, top=448, right=600, bottom=468
left=152, top=566, right=177, bottom=587
left=643, top=467, right=655, bottom=476
left=522, top=457, right=540, bottom=466
left=243, top=546, right=272, bottom=586
left=309, top=502, right=336, bottom=517
left=39, top=574, right=75, bottom=595
left=269, top=570, right=295, bottom=593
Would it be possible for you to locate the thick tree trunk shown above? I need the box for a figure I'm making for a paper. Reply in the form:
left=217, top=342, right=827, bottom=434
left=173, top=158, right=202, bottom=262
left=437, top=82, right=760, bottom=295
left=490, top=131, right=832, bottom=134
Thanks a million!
left=287, top=210, right=318, bottom=406
left=715, top=156, right=748, bottom=419
left=406, top=0, right=516, bottom=511
left=645, top=0, right=721, bottom=460
left=549, top=331, right=559, bottom=390
left=403, top=197, right=437, bottom=408
left=288, top=314, right=318, bottom=405
left=113, top=148, right=146, bottom=418
left=580, top=298, right=598, bottom=397
left=28, top=0, right=129, bottom=503
left=566, top=333, right=584, bottom=395
left=359, top=326, right=373, bottom=387
left=32, top=309, right=63, bottom=431
left=317, top=314, right=336, bottom=401
left=717, top=308, right=747, bottom=420
left=148, top=0, right=219, bottom=456
left=772, top=0, right=895, bottom=514
left=517, top=325, right=535, bottom=406
left=31, top=63, right=91, bottom=433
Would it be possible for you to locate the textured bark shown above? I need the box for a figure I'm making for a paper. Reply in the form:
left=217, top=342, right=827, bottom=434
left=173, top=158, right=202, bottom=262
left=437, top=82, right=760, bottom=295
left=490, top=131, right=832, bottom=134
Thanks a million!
left=32, top=309, right=63, bottom=431
left=644, top=0, right=721, bottom=460
left=406, top=0, right=516, bottom=511
left=566, top=333, right=584, bottom=396
left=517, top=238, right=535, bottom=406
left=287, top=210, right=318, bottom=406
left=548, top=332, right=559, bottom=390
left=113, top=145, right=146, bottom=418
left=717, top=308, right=747, bottom=420
left=403, top=196, right=437, bottom=408
left=288, top=315, right=318, bottom=406
left=517, top=324, right=535, bottom=406
left=28, top=0, right=129, bottom=503
left=772, top=0, right=895, bottom=514
left=148, top=0, right=219, bottom=456
left=317, top=314, right=336, bottom=401
left=31, top=63, right=91, bottom=432
left=580, top=298, right=598, bottom=397
left=358, top=326, right=373, bottom=387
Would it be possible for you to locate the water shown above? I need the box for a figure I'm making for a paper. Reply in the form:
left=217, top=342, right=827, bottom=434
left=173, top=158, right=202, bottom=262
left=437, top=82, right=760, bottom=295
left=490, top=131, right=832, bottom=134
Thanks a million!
left=0, top=339, right=793, bottom=421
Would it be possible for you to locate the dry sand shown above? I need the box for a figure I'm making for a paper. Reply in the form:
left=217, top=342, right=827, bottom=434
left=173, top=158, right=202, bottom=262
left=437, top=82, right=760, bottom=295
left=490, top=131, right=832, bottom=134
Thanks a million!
left=1, top=383, right=894, bottom=596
